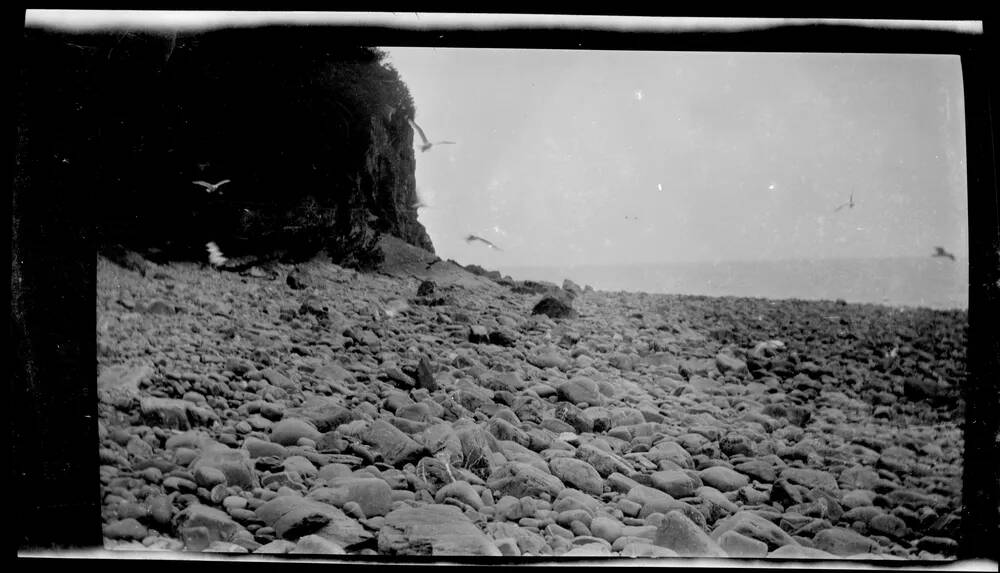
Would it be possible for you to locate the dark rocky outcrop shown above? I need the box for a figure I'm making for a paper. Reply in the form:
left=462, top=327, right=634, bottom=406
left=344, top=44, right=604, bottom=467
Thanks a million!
left=20, top=25, right=433, bottom=269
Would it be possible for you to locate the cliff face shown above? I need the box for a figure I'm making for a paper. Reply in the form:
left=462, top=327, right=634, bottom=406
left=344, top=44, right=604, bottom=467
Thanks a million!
left=18, top=25, right=433, bottom=268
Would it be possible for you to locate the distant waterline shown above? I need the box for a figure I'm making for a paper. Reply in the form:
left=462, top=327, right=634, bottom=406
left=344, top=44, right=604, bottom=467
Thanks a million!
left=500, top=257, right=969, bottom=310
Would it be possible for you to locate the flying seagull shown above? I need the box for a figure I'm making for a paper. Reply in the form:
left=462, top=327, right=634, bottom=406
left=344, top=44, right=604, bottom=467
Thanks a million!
left=833, top=193, right=855, bottom=213
left=932, top=246, right=956, bottom=261
left=466, top=234, right=502, bottom=251
left=193, top=179, right=231, bottom=194
left=408, top=118, right=456, bottom=153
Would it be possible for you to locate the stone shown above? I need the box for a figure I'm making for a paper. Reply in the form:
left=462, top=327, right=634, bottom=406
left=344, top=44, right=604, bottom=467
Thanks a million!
left=717, top=530, right=768, bottom=558
left=285, top=396, right=358, bottom=432
left=553, top=487, right=602, bottom=514
left=415, top=356, right=438, bottom=391
left=269, top=418, right=322, bottom=446
left=733, top=460, right=778, bottom=483
left=869, top=514, right=908, bottom=539
left=528, top=347, right=570, bottom=370
left=103, top=518, right=148, bottom=540
left=812, top=527, right=879, bottom=556
left=378, top=504, right=502, bottom=556
left=98, top=364, right=154, bottom=395
left=557, top=378, right=604, bottom=407
left=308, top=476, right=393, bottom=517
left=780, top=468, right=839, bottom=493
left=243, top=437, right=288, bottom=459
left=191, top=443, right=259, bottom=489
left=362, top=420, right=429, bottom=466
left=254, top=539, right=296, bottom=554
left=768, top=544, right=838, bottom=559
left=645, top=440, right=694, bottom=469
left=486, top=522, right=550, bottom=556
left=487, top=462, right=564, bottom=499
left=203, top=540, right=250, bottom=553
left=290, top=535, right=346, bottom=554
left=699, top=466, right=750, bottom=492
left=193, top=466, right=228, bottom=489
left=650, top=470, right=698, bottom=498
left=255, top=496, right=369, bottom=546
left=718, top=432, right=756, bottom=457
left=175, top=504, right=241, bottom=550
left=710, top=511, right=797, bottom=551
left=434, top=480, right=484, bottom=511
left=575, top=444, right=632, bottom=478
left=531, top=296, right=577, bottom=319
left=590, top=516, right=625, bottom=544
left=548, top=457, right=604, bottom=495
left=140, top=397, right=191, bottom=430
left=653, top=510, right=726, bottom=558
left=715, top=352, right=749, bottom=376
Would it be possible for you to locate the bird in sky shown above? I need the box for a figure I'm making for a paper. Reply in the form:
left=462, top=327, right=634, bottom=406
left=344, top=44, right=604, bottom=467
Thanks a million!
left=408, top=118, right=456, bottom=153
left=193, top=179, right=231, bottom=194
left=833, top=193, right=855, bottom=213
left=932, top=246, right=956, bottom=261
left=466, top=234, right=502, bottom=251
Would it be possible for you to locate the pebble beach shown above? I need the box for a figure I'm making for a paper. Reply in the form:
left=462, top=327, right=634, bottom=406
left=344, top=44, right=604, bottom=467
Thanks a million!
left=95, top=249, right=967, bottom=560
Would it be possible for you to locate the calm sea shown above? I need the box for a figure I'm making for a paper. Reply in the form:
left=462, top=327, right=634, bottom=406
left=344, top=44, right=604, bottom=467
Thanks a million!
left=500, top=257, right=969, bottom=310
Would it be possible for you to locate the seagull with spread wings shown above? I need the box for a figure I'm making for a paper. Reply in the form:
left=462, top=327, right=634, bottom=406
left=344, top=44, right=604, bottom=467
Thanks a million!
left=466, top=234, right=502, bottom=251
left=833, top=193, right=855, bottom=213
left=408, top=118, right=456, bottom=153
left=932, top=246, right=956, bottom=261
left=193, top=179, right=231, bottom=194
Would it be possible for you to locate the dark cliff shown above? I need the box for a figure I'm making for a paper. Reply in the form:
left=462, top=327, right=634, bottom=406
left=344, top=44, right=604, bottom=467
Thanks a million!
left=17, top=25, right=434, bottom=269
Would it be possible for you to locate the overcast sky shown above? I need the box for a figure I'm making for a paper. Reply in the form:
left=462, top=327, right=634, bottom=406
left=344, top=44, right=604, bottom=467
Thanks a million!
left=387, top=48, right=968, bottom=268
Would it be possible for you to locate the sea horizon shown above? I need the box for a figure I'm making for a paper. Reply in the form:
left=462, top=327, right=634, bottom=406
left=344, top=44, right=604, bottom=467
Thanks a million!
left=498, top=256, right=969, bottom=310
